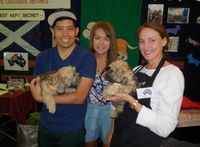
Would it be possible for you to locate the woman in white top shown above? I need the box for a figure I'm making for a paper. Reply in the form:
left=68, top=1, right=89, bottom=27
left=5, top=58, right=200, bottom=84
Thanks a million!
left=106, top=21, right=184, bottom=147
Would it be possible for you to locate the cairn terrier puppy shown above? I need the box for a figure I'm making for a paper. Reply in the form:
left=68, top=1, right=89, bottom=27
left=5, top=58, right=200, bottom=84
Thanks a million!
left=40, top=66, right=80, bottom=113
left=103, top=60, right=139, bottom=118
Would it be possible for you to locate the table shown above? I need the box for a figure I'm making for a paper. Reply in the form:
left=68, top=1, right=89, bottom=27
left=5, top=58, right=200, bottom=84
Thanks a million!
left=177, top=96, right=200, bottom=128
left=178, top=109, right=200, bottom=128
left=0, top=90, right=37, bottom=124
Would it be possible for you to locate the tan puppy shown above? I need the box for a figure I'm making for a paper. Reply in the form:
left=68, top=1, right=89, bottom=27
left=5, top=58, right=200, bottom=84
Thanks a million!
left=40, top=66, right=80, bottom=113
left=103, top=60, right=139, bottom=118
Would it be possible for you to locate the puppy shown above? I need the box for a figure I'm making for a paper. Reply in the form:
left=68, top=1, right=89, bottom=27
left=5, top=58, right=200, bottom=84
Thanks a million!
left=39, top=66, right=80, bottom=113
left=103, top=60, right=139, bottom=118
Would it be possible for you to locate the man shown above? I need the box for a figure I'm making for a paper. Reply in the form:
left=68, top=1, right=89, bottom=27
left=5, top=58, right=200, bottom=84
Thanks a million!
left=30, top=9, right=96, bottom=147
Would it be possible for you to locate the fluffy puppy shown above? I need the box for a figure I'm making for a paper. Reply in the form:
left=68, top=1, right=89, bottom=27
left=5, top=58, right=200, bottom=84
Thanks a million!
left=40, top=66, right=80, bottom=113
left=103, top=60, right=139, bottom=118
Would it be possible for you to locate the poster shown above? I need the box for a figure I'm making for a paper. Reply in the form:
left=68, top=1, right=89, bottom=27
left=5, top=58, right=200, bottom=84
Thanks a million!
left=3, top=52, right=28, bottom=71
left=167, top=7, right=190, bottom=24
left=147, top=4, right=164, bottom=23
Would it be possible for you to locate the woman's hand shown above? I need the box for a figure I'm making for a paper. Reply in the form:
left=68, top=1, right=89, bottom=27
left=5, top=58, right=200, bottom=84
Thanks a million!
left=105, top=93, right=133, bottom=103
left=106, top=93, right=143, bottom=113
left=30, top=77, right=43, bottom=102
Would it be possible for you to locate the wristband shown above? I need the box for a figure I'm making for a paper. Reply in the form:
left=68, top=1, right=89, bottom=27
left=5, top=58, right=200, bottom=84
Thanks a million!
left=129, top=100, right=138, bottom=109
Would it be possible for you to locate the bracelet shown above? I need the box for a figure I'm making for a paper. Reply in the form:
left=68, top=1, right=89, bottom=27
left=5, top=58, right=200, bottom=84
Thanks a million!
left=129, top=100, right=138, bottom=109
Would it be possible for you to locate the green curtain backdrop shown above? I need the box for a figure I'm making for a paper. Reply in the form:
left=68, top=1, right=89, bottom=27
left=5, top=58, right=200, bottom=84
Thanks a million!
left=80, top=0, right=142, bottom=68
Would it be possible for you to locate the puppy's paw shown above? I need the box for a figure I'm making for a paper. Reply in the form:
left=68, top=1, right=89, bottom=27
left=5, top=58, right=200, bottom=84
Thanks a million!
left=44, top=96, right=56, bottom=114
left=48, top=106, right=56, bottom=114
left=109, top=110, right=118, bottom=119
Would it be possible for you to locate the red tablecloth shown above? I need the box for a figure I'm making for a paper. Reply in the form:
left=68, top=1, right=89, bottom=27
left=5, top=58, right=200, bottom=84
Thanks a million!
left=181, top=96, right=200, bottom=109
left=0, top=90, right=37, bottom=123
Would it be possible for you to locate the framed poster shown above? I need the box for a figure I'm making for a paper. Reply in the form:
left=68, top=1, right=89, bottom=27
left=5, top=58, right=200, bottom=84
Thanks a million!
left=3, top=52, right=28, bottom=71
left=147, top=4, right=164, bottom=23
left=166, top=36, right=180, bottom=52
left=167, top=7, right=190, bottom=24
left=7, top=76, right=26, bottom=90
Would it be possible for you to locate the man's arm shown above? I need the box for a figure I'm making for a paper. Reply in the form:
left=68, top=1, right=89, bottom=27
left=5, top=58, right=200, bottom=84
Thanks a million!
left=55, top=77, right=93, bottom=104
left=30, top=77, right=94, bottom=104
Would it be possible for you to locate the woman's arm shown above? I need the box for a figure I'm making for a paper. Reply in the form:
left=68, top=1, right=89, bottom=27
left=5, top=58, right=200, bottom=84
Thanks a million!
left=106, top=93, right=143, bottom=113
left=136, top=67, right=184, bottom=137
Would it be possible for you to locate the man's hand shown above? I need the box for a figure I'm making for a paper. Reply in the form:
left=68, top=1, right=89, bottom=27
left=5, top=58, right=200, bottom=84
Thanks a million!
left=30, top=77, right=43, bottom=102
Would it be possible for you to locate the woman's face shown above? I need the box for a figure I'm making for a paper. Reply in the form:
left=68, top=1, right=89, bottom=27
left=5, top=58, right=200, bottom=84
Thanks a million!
left=93, top=28, right=111, bottom=55
left=138, top=27, right=167, bottom=62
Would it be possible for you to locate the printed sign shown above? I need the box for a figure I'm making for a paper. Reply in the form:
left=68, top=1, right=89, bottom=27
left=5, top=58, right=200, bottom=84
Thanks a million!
left=0, top=0, right=70, bottom=9
left=0, top=10, right=45, bottom=21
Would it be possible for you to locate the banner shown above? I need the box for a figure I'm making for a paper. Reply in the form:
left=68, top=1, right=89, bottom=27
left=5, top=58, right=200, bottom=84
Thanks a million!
left=80, top=0, right=142, bottom=68
left=0, top=10, right=45, bottom=21
left=0, top=0, right=70, bottom=9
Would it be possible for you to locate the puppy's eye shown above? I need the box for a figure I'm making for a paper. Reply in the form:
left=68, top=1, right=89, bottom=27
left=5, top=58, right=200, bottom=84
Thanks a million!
left=104, top=66, right=110, bottom=71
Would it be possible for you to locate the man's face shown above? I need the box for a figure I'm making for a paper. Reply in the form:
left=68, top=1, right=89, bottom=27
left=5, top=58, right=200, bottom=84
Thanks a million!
left=51, top=19, right=79, bottom=50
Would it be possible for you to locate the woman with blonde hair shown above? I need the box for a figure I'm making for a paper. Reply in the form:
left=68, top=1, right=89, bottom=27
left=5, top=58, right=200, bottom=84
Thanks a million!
left=85, top=21, right=118, bottom=147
